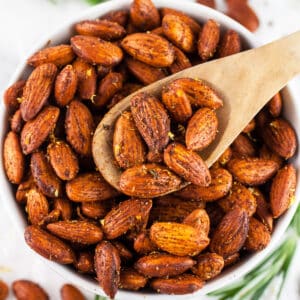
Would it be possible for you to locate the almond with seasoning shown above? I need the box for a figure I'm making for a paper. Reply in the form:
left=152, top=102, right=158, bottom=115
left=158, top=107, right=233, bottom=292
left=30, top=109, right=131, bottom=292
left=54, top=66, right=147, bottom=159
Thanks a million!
left=231, top=133, right=256, bottom=158
left=75, top=251, right=94, bottom=274
left=3, top=80, right=25, bottom=114
left=268, top=92, right=282, bottom=117
left=133, top=230, right=157, bottom=254
left=101, top=10, right=129, bottom=27
left=218, top=29, right=241, bottom=57
left=12, top=280, right=48, bottom=300
left=10, top=109, right=24, bottom=133
left=169, top=46, right=192, bottom=74
left=119, top=268, right=148, bottom=291
left=61, top=284, right=86, bottom=300
left=183, top=209, right=210, bottom=236
left=53, top=197, right=73, bottom=221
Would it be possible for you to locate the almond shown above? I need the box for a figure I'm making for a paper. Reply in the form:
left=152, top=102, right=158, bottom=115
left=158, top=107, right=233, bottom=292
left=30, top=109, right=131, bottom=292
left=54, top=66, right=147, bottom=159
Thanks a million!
left=192, top=253, right=224, bottom=280
left=24, top=225, right=75, bottom=264
left=66, top=172, right=119, bottom=202
left=183, top=209, right=210, bottom=236
left=103, top=198, right=152, bottom=239
left=224, top=252, right=240, bottom=267
left=54, top=65, right=78, bottom=106
left=134, top=253, right=195, bottom=277
left=133, top=230, right=157, bottom=254
left=3, top=131, right=24, bottom=184
left=41, top=209, right=61, bottom=226
left=0, top=280, right=8, bottom=300
left=186, top=107, right=218, bottom=151
left=61, top=284, right=85, bottom=300
left=151, top=274, right=204, bottom=295
left=94, top=241, right=121, bottom=299
left=119, top=268, right=148, bottom=291
left=259, top=144, right=283, bottom=170
left=244, top=217, right=271, bottom=251
left=231, top=133, right=256, bottom=158
left=3, top=80, right=25, bottom=114
left=26, top=187, right=49, bottom=226
left=270, top=164, right=296, bottom=218
left=65, top=100, right=94, bottom=156
left=21, top=105, right=60, bottom=155
left=150, top=222, right=209, bottom=256
left=47, top=141, right=79, bottom=181
left=197, top=0, right=216, bottom=8
left=75, top=19, right=126, bottom=40
left=53, top=197, right=73, bottom=221
left=31, top=151, right=62, bottom=198
left=20, top=63, right=57, bottom=121
left=27, top=45, right=75, bottom=67
left=16, top=175, right=35, bottom=204
left=10, top=109, right=24, bottom=133
left=121, top=33, right=175, bottom=67
left=151, top=26, right=165, bottom=37
left=74, top=251, right=94, bottom=274
left=198, top=19, right=220, bottom=61
left=130, top=0, right=160, bottom=31
left=71, top=35, right=123, bottom=66
left=227, top=158, right=278, bottom=185
left=261, top=118, right=297, bottom=159
left=162, top=14, right=195, bottom=53
left=268, top=92, right=282, bottom=117
left=218, top=182, right=257, bottom=216
left=176, top=168, right=232, bottom=201
left=112, top=241, right=133, bottom=262
left=218, top=29, right=241, bottom=57
left=210, top=208, right=249, bottom=258
left=169, top=46, right=192, bottom=74
left=164, top=143, right=211, bottom=186
left=101, top=10, right=129, bottom=27
left=119, top=164, right=182, bottom=198
left=242, top=119, right=256, bottom=134
left=47, top=220, right=103, bottom=244
left=81, top=200, right=112, bottom=219
left=12, top=280, right=48, bottom=300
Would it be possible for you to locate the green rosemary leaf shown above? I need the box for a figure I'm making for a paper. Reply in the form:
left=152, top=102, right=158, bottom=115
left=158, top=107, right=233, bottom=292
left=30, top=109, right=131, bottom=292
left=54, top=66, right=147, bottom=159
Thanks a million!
left=94, top=295, right=108, bottom=300
left=290, top=204, right=300, bottom=236
left=86, top=0, right=107, bottom=4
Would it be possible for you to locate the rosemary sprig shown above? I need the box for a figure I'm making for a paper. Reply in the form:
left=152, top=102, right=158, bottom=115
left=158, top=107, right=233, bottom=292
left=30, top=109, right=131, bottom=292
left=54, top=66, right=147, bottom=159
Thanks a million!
left=86, top=0, right=108, bottom=5
left=94, top=295, right=108, bottom=300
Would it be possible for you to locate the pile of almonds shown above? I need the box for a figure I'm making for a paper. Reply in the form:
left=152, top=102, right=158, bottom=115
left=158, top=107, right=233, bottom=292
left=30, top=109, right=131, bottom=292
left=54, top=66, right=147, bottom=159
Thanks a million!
left=2, top=0, right=297, bottom=298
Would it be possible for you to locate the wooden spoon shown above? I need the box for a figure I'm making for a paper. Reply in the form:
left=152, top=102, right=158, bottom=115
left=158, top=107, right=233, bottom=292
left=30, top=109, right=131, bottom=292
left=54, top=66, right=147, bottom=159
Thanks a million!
left=93, top=30, right=300, bottom=194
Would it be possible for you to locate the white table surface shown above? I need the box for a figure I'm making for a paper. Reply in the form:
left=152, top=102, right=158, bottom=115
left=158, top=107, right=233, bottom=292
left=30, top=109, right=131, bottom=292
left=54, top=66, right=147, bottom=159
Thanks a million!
left=1, top=0, right=300, bottom=299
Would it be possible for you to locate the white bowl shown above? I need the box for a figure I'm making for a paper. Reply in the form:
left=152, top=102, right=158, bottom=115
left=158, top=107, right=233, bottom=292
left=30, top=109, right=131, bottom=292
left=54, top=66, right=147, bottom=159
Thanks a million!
left=1, top=0, right=299, bottom=299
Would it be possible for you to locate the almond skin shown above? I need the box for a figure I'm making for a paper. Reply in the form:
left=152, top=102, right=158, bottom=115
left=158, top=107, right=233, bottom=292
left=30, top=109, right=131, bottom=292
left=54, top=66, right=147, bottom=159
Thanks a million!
left=133, top=230, right=158, bottom=254
left=227, top=158, right=278, bottom=186
left=66, top=172, right=118, bottom=202
left=150, top=222, right=209, bottom=256
left=21, top=105, right=60, bottom=155
left=244, top=217, right=271, bottom=251
left=12, top=280, right=49, bottom=300
left=103, top=198, right=152, bottom=239
left=169, top=46, right=192, bottom=74
left=47, top=141, right=79, bottom=181
left=71, top=35, right=123, bottom=66
left=94, top=241, right=121, bottom=299
left=164, top=143, right=211, bottom=186
left=119, top=164, right=182, bottom=198
left=65, top=100, right=94, bottom=156
left=27, top=45, right=75, bottom=67
left=11, top=109, right=24, bottom=133
left=24, top=225, right=75, bottom=264
left=100, top=10, right=129, bottom=27
left=134, top=253, right=195, bottom=277
left=183, top=209, right=210, bottom=236
left=268, top=92, right=282, bottom=117
left=162, top=14, right=195, bottom=53
left=176, top=168, right=232, bottom=201
left=218, top=29, right=241, bottom=57
left=3, top=80, right=25, bottom=114
left=192, top=253, right=224, bottom=280
left=270, top=164, right=296, bottom=218
left=121, top=33, right=175, bottom=67
left=0, top=280, right=8, bottom=300
left=75, top=19, right=126, bottom=40
left=53, top=197, right=73, bottom=221
left=47, top=220, right=103, bottom=244
left=198, top=19, right=220, bottom=61
left=186, top=107, right=218, bottom=151
left=20, top=63, right=57, bottom=121
left=31, top=151, right=62, bottom=198
left=151, top=274, right=204, bottom=295
left=130, top=0, right=160, bottom=31
left=60, top=284, right=85, bottom=300
left=3, top=131, right=24, bottom=184
left=54, top=64, right=78, bottom=106
left=119, top=268, right=148, bottom=291
left=210, top=208, right=249, bottom=258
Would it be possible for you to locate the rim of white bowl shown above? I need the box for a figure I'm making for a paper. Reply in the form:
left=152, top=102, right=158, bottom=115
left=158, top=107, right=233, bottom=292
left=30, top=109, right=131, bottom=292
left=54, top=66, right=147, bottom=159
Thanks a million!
left=1, top=0, right=299, bottom=299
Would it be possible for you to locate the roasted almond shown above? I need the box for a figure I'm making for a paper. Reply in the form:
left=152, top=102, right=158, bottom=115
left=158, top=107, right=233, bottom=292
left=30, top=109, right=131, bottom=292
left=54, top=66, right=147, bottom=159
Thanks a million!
left=65, top=100, right=94, bottom=156
left=134, top=253, right=195, bottom=277
left=16, top=175, right=35, bottom=204
left=103, top=198, right=152, bottom=239
left=119, top=268, right=148, bottom=291
left=231, top=133, right=256, bottom=158
left=121, top=33, right=175, bottom=67
left=268, top=92, right=282, bottom=117
left=27, top=45, right=75, bottom=67
left=242, top=119, right=256, bottom=134
left=31, top=151, right=62, bottom=198
left=270, top=164, right=296, bottom=218
left=47, top=141, right=79, bottom=181
left=61, top=284, right=85, bottom=300
left=259, top=144, right=283, bottom=170
left=47, top=220, right=103, bottom=244
left=94, top=241, right=121, bottom=299
left=74, top=251, right=94, bottom=274
left=183, top=209, right=210, bottom=236
left=150, top=222, right=209, bottom=256
left=130, top=0, right=160, bottom=31
left=112, top=241, right=133, bottom=262
left=101, top=9, right=129, bottom=27
left=218, top=29, right=241, bottom=57
left=71, top=35, right=123, bottom=66
left=119, top=164, right=182, bottom=198
left=210, top=208, right=249, bottom=258
left=223, top=252, right=240, bottom=267
left=3, top=131, right=24, bottom=184
left=12, top=280, right=48, bottom=300
left=164, top=143, right=211, bottom=186
left=20, top=63, right=57, bottom=121
left=81, top=200, right=112, bottom=219
left=169, top=46, right=192, bottom=74
left=227, top=158, right=278, bottom=186
left=186, top=107, right=218, bottom=151
left=21, top=105, right=60, bottom=155
left=10, top=109, right=24, bottom=133
left=197, top=0, right=216, bottom=8
left=218, top=147, right=233, bottom=166
left=133, top=230, right=157, bottom=254
left=24, top=225, right=75, bottom=264
left=0, top=280, right=8, bottom=300
left=53, top=197, right=73, bottom=221
left=3, top=80, right=25, bottom=114
left=66, top=172, right=119, bottom=202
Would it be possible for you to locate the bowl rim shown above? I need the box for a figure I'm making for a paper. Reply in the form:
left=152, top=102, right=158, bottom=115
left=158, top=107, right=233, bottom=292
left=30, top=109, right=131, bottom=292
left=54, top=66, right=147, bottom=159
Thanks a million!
left=1, top=0, right=299, bottom=299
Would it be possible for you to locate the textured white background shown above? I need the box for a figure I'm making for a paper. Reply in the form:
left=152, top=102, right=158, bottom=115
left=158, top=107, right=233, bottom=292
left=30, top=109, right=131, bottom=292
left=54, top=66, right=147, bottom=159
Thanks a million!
left=1, top=0, right=300, bottom=299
